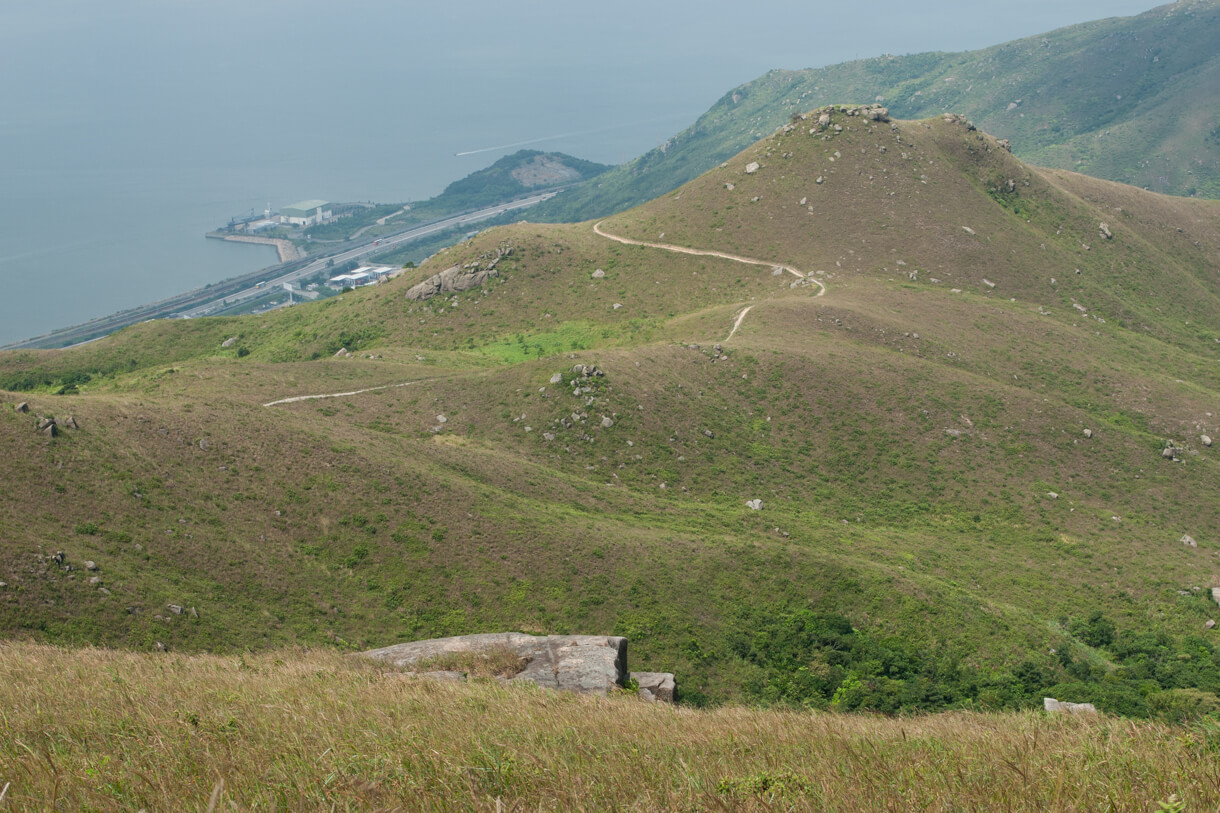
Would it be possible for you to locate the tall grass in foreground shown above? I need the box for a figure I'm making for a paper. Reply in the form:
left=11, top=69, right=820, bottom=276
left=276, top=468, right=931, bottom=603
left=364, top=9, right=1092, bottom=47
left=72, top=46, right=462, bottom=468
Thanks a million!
left=0, top=643, right=1217, bottom=811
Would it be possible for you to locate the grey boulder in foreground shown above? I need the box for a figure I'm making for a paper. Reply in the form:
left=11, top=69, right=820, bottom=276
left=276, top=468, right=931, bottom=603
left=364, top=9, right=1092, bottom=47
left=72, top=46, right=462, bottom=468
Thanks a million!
left=1043, top=697, right=1098, bottom=714
left=362, top=632, right=675, bottom=702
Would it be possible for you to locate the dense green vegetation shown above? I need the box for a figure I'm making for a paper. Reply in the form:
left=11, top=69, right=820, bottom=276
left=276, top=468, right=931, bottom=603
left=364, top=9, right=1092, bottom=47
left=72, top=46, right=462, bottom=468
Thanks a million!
left=533, top=0, right=1220, bottom=222
left=725, top=603, right=1220, bottom=719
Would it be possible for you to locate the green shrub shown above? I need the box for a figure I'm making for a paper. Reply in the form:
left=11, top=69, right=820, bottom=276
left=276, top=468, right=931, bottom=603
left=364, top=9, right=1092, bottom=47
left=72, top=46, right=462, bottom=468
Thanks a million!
left=1148, top=688, right=1220, bottom=724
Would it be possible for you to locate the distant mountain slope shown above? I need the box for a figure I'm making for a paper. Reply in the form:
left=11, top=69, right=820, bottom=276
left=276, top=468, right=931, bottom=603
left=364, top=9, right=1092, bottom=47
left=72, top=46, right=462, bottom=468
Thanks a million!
left=431, top=150, right=609, bottom=210
left=535, top=0, right=1220, bottom=221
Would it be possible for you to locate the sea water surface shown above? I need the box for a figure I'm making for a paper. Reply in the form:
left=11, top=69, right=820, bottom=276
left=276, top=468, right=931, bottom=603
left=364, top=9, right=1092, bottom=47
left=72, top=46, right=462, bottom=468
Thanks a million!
left=0, top=0, right=1159, bottom=345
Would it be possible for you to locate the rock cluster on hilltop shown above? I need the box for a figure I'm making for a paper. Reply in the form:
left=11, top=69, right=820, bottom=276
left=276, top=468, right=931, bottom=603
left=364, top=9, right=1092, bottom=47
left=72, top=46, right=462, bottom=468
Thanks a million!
left=405, top=242, right=514, bottom=302
left=794, top=104, right=891, bottom=138
left=362, top=632, right=676, bottom=702
left=16, top=404, right=82, bottom=438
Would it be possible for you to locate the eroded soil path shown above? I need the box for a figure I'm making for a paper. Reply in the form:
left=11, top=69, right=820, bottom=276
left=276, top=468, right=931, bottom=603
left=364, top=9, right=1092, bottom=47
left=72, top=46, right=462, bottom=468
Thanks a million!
left=592, top=220, right=825, bottom=342
left=264, top=380, right=417, bottom=407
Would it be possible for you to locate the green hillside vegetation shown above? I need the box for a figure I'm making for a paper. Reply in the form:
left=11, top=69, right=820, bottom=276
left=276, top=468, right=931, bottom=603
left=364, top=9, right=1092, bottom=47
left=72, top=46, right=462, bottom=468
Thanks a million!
left=534, top=0, right=1220, bottom=222
left=3, top=108, right=1220, bottom=719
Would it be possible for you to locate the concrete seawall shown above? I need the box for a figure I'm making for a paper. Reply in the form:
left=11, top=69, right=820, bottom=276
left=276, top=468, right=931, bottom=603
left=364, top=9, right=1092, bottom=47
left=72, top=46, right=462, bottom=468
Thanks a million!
left=207, top=232, right=302, bottom=263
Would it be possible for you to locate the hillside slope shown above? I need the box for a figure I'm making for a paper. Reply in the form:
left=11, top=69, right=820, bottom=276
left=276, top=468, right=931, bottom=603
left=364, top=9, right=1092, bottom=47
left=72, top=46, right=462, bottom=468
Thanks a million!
left=3, top=108, right=1220, bottom=713
left=534, top=0, right=1220, bottom=221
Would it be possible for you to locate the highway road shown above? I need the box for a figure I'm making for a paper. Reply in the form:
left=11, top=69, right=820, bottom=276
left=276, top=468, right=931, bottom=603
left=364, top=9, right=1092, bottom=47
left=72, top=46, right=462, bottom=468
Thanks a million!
left=1, top=190, right=561, bottom=349
left=175, top=190, right=560, bottom=319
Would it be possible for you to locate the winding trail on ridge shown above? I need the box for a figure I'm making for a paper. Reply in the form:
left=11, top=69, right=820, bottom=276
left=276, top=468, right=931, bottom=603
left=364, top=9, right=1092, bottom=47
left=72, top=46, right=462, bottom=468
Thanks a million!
left=264, top=380, right=418, bottom=407
left=592, top=220, right=826, bottom=342
left=267, top=225, right=827, bottom=407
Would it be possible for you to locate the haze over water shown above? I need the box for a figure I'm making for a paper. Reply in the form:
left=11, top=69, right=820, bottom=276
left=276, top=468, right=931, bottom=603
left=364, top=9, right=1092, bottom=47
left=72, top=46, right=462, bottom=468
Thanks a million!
left=0, top=0, right=1158, bottom=345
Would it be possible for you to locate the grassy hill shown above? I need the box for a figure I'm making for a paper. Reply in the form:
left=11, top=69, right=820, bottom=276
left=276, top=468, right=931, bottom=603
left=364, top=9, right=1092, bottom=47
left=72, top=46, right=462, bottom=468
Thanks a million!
left=3, top=107, right=1220, bottom=718
left=533, top=0, right=1220, bottom=222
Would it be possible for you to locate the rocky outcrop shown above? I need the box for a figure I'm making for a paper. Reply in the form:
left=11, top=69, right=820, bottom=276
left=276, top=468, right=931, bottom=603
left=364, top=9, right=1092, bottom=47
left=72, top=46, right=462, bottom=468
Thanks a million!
left=362, top=632, right=675, bottom=702
left=1043, top=697, right=1097, bottom=714
left=405, top=243, right=513, bottom=302
left=632, top=672, right=675, bottom=703
left=406, top=264, right=494, bottom=301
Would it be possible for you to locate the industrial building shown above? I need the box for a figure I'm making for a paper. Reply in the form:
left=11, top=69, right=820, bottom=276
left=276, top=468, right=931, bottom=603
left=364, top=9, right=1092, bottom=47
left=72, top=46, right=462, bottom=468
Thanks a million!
left=278, top=200, right=332, bottom=227
left=326, top=266, right=393, bottom=289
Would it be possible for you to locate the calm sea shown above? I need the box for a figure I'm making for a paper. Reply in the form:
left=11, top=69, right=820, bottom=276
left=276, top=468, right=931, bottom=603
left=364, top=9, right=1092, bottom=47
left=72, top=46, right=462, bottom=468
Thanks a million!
left=0, top=0, right=1158, bottom=345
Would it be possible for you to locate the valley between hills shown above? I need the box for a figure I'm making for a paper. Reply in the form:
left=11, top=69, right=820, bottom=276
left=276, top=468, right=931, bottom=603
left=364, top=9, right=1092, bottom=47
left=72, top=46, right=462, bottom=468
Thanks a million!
left=3, top=102, right=1220, bottom=808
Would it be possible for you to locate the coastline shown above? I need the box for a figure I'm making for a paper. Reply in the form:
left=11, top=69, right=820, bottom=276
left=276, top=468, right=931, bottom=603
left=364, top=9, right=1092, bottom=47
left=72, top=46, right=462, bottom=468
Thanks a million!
left=207, top=232, right=303, bottom=263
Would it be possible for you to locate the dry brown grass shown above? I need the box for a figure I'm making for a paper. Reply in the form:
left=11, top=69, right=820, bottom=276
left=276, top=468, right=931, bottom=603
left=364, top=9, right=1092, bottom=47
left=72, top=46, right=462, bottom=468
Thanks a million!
left=0, top=642, right=1216, bottom=811
left=411, top=644, right=528, bottom=679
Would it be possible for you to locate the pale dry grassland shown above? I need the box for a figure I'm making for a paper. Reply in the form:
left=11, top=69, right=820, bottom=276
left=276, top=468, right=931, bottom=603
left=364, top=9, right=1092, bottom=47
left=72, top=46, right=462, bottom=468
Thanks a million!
left=0, top=644, right=1216, bottom=811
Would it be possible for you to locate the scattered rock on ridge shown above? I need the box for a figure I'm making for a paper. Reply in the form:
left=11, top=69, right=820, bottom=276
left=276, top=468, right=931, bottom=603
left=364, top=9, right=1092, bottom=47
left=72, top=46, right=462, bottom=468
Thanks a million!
left=1083, top=429, right=1093, bottom=439
left=1204, top=435, right=1213, bottom=447
left=745, top=162, right=760, bottom=174
left=592, top=269, right=605, bottom=279
left=221, top=337, right=237, bottom=348
left=746, top=499, right=763, bottom=511
left=15, top=402, right=29, bottom=414
left=1183, top=535, right=1198, bottom=548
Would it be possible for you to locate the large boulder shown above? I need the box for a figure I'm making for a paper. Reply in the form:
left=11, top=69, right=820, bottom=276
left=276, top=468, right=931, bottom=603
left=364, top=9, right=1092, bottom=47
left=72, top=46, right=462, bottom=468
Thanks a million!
left=1043, top=697, right=1097, bottom=714
left=632, top=672, right=676, bottom=703
left=405, top=264, right=496, bottom=302
left=363, top=633, right=630, bottom=697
